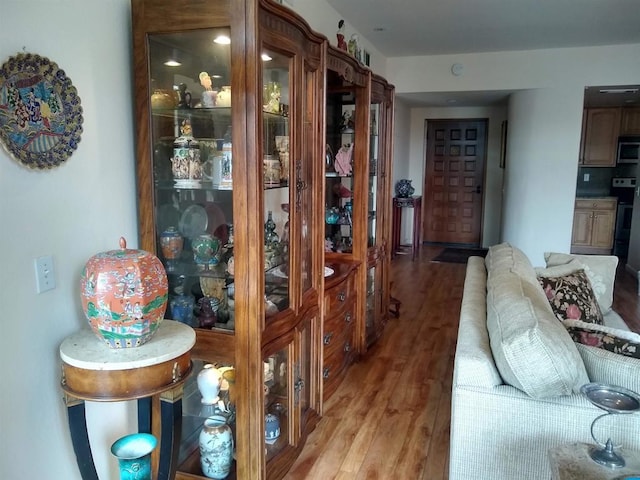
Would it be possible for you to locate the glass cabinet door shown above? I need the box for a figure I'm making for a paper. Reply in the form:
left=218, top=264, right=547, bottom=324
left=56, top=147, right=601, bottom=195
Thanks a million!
left=148, top=28, right=235, bottom=333
left=325, top=71, right=357, bottom=254
left=368, top=103, right=380, bottom=248
left=262, top=48, right=291, bottom=319
left=264, top=341, right=291, bottom=461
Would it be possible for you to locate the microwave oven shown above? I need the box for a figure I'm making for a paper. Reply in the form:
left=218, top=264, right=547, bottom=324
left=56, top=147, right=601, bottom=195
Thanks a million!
left=617, top=137, right=640, bottom=164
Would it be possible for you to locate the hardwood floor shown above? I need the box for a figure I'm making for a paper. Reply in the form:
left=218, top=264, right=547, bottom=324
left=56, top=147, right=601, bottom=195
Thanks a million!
left=284, top=246, right=640, bottom=480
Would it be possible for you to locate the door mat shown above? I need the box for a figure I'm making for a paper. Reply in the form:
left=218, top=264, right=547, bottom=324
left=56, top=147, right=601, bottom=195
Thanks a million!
left=431, top=247, right=488, bottom=264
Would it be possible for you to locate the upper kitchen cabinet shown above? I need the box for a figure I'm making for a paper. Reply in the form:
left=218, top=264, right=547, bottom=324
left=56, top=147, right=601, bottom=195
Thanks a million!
left=581, top=107, right=621, bottom=167
left=621, top=107, right=640, bottom=135
left=130, top=0, right=325, bottom=478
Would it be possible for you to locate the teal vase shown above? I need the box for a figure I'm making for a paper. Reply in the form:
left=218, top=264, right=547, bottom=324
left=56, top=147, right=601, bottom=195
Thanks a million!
left=110, top=433, right=157, bottom=480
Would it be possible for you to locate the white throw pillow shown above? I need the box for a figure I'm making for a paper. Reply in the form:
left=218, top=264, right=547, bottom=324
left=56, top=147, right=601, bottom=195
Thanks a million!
left=544, top=252, right=618, bottom=314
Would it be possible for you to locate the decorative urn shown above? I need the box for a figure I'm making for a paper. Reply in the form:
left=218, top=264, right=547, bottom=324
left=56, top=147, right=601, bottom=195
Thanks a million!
left=80, top=237, right=168, bottom=348
left=395, top=179, right=415, bottom=198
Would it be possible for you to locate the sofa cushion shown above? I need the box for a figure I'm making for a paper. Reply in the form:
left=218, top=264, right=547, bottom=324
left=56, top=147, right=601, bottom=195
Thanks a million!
left=486, top=242, right=538, bottom=285
left=536, top=265, right=603, bottom=325
left=544, top=252, right=618, bottom=314
left=486, top=267, right=590, bottom=398
left=562, top=319, right=640, bottom=360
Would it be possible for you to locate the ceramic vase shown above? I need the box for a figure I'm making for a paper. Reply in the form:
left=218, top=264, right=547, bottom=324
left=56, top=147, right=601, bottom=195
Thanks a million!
left=159, top=227, right=183, bottom=272
left=169, top=293, right=195, bottom=326
left=395, top=179, right=415, bottom=198
left=265, top=413, right=281, bottom=445
left=199, top=415, right=234, bottom=479
left=198, top=364, right=222, bottom=405
left=80, top=237, right=168, bottom=348
left=192, top=234, right=221, bottom=269
left=110, top=433, right=157, bottom=480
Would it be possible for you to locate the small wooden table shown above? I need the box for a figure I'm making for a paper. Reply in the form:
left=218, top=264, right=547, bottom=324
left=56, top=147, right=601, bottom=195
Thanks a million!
left=392, top=196, right=422, bottom=261
left=549, top=442, right=640, bottom=480
left=60, top=320, right=195, bottom=480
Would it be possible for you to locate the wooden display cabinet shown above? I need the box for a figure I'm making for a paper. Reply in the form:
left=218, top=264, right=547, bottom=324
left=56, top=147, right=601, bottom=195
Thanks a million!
left=365, top=73, right=394, bottom=348
left=323, top=45, right=395, bottom=388
left=130, top=0, right=325, bottom=478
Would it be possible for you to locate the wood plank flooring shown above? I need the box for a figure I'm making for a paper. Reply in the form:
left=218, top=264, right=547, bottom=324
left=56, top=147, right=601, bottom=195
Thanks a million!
left=284, top=246, right=640, bottom=480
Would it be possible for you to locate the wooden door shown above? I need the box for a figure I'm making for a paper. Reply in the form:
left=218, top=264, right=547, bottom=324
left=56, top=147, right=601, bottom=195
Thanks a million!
left=423, top=119, right=487, bottom=245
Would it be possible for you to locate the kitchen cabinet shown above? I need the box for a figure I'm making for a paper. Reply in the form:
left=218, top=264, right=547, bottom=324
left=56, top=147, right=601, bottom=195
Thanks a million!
left=621, top=107, right=640, bottom=135
left=130, top=0, right=325, bottom=478
left=571, top=198, right=617, bottom=254
left=581, top=108, right=621, bottom=167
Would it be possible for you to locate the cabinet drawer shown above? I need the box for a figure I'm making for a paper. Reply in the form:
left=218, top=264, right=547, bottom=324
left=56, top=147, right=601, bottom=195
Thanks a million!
left=322, top=319, right=354, bottom=360
left=322, top=341, right=355, bottom=400
left=325, top=276, right=355, bottom=317
left=324, top=301, right=355, bottom=334
left=575, top=198, right=617, bottom=211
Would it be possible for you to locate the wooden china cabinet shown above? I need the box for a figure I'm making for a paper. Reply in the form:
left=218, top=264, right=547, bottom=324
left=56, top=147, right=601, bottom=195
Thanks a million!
left=323, top=44, right=395, bottom=397
left=130, top=0, right=325, bottom=479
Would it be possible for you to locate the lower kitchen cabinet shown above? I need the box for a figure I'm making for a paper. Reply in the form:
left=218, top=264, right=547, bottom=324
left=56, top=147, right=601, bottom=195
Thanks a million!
left=571, top=197, right=617, bottom=254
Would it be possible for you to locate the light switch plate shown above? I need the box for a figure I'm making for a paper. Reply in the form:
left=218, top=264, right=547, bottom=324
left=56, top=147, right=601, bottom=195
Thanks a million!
left=34, top=255, right=56, bottom=293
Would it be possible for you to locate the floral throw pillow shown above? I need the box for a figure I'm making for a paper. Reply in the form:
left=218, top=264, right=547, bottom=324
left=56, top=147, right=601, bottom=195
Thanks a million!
left=562, top=319, right=640, bottom=360
left=537, top=269, right=603, bottom=324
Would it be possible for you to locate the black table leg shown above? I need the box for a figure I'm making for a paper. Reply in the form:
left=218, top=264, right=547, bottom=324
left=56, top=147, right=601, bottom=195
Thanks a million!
left=64, top=396, right=99, bottom=480
left=157, top=387, right=184, bottom=480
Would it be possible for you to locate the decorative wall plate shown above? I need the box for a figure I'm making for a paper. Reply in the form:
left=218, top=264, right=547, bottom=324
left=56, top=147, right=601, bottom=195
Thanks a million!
left=0, top=53, right=83, bottom=169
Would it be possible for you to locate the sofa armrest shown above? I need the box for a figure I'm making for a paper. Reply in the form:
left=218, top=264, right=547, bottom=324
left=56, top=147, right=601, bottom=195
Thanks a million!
left=576, top=342, right=640, bottom=393
left=454, top=257, right=503, bottom=388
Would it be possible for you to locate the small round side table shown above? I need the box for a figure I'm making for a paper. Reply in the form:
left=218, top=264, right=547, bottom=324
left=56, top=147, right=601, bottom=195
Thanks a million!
left=60, top=320, right=195, bottom=480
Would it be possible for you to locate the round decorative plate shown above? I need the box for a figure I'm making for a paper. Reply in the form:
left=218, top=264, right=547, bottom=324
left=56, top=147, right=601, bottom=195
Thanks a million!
left=179, top=204, right=208, bottom=239
left=0, top=53, right=83, bottom=169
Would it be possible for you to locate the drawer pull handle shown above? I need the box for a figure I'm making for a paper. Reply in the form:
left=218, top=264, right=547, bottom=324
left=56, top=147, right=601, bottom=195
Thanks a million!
left=344, top=312, right=352, bottom=323
left=323, top=367, right=330, bottom=379
left=344, top=342, right=351, bottom=353
left=323, top=333, right=333, bottom=345
left=337, top=291, right=346, bottom=302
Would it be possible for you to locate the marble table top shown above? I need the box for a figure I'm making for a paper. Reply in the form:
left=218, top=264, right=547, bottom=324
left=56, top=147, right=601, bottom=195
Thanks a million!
left=60, top=320, right=195, bottom=371
left=549, top=442, right=640, bottom=480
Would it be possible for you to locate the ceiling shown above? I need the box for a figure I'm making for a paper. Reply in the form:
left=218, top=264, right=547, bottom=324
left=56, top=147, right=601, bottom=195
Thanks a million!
left=324, top=0, right=640, bottom=108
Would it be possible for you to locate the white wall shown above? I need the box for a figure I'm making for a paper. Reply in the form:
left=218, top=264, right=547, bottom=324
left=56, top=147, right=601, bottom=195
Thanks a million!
left=386, top=44, right=640, bottom=264
left=0, top=1, right=137, bottom=479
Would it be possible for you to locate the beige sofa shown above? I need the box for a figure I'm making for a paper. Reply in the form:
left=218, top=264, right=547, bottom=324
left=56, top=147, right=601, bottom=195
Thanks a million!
left=449, top=243, right=640, bottom=480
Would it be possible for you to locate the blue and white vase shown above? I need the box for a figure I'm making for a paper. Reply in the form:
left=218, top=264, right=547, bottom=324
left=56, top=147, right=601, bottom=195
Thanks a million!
left=199, top=415, right=234, bottom=479
left=395, top=179, right=415, bottom=198
left=110, top=433, right=157, bottom=480
left=264, top=413, right=281, bottom=445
